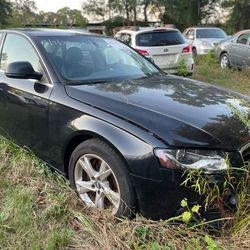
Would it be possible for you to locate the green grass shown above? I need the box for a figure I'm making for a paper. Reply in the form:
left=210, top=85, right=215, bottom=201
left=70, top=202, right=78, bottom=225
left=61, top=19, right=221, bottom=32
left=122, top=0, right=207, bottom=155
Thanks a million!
left=0, top=59, right=250, bottom=249
left=0, top=136, right=249, bottom=249
left=192, top=58, right=250, bottom=96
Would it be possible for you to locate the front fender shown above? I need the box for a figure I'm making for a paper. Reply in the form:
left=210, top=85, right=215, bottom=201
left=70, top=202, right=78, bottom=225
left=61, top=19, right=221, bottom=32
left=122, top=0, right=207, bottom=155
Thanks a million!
left=64, top=115, right=161, bottom=179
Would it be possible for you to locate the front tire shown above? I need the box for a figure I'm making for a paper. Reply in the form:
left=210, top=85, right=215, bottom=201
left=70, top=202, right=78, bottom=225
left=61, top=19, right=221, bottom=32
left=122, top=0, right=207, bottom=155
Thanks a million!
left=68, top=138, right=136, bottom=217
left=220, top=53, right=231, bottom=69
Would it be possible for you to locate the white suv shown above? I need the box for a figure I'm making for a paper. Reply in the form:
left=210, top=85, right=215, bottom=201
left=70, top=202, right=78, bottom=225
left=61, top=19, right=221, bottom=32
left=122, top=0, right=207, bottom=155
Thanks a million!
left=115, top=27, right=194, bottom=75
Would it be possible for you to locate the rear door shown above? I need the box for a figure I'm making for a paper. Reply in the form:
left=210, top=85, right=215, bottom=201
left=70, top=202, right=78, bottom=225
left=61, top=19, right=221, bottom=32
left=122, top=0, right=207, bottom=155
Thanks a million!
left=0, top=33, right=53, bottom=157
left=135, top=30, right=186, bottom=70
left=230, top=32, right=250, bottom=67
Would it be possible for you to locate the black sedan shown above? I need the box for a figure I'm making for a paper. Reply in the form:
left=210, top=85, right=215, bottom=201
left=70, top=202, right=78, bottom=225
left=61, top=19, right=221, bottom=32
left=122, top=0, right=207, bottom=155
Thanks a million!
left=216, top=29, right=250, bottom=69
left=0, top=29, right=249, bottom=219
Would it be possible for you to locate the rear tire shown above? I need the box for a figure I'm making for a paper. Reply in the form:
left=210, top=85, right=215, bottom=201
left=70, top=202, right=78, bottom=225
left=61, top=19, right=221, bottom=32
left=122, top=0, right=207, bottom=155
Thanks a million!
left=192, top=47, right=197, bottom=57
left=68, top=138, right=136, bottom=217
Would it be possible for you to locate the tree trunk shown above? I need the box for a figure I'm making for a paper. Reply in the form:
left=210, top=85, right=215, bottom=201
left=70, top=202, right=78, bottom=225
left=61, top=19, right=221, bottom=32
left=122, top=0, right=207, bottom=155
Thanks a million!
left=123, top=0, right=130, bottom=25
left=132, top=0, right=137, bottom=26
left=143, top=0, right=149, bottom=24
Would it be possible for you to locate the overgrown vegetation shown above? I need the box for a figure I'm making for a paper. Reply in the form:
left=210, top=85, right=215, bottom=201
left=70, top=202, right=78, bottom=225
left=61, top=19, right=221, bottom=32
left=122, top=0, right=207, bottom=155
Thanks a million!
left=177, top=58, right=189, bottom=76
left=0, top=136, right=249, bottom=249
left=1, top=138, right=250, bottom=249
left=192, top=54, right=250, bottom=96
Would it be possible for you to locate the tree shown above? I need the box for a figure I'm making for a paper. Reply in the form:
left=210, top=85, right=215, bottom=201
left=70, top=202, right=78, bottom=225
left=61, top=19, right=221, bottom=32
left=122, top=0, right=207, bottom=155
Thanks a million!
left=83, top=0, right=141, bottom=25
left=0, top=0, right=12, bottom=27
left=222, top=0, right=250, bottom=32
left=39, top=11, right=58, bottom=25
left=82, top=0, right=107, bottom=21
left=56, top=7, right=87, bottom=27
left=8, top=0, right=38, bottom=27
left=141, top=0, right=151, bottom=23
left=155, top=0, right=221, bottom=30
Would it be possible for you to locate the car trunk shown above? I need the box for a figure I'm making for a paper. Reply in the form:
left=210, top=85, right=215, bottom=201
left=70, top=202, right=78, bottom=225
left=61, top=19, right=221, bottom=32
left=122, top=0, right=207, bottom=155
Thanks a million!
left=145, top=44, right=186, bottom=69
left=135, top=30, right=188, bottom=70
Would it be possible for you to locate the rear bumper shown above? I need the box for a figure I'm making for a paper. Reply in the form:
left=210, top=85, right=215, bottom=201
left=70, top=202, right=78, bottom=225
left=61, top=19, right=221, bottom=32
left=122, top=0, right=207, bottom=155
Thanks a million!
left=159, top=55, right=194, bottom=74
left=196, top=46, right=214, bottom=55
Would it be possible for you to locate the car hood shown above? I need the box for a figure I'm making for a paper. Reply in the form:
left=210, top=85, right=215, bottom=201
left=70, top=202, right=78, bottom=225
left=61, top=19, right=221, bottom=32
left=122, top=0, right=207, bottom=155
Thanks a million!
left=65, top=75, right=250, bottom=150
left=199, top=38, right=227, bottom=44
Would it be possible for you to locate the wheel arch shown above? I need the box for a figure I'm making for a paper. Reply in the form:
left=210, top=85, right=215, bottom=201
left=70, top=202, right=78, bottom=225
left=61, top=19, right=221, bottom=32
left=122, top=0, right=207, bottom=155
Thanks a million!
left=220, top=51, right=231, bottom=61
left=63, top=130, right=130, bottom=178
left=62, top=115, right=158, bottom=180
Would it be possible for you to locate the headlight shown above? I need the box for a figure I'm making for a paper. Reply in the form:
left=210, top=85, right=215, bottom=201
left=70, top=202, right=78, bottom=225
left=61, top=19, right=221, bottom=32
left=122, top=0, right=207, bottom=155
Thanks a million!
left=155, top=149, right=229, bottom=173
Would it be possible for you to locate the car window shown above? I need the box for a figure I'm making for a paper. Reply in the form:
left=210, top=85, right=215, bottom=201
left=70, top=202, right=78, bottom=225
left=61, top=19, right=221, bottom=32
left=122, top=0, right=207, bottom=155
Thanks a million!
left=136, top=31, right=185, bottom=46
left=0, top=34, right=40, bottom=72
left=186, top=29, right=194, bottom=39
left=236, top=33, right=250, bottom=45
left=196, top=29, right=227, bottom=39
left=38, top=35, right=160, bottom=83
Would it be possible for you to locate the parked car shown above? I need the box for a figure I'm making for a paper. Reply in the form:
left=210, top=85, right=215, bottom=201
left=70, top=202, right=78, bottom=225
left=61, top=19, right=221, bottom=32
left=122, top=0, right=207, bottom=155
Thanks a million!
left=183, top=27, right=228, bottom=56
left=115, top=27, right=194, bottom=75
left=0, top=29, right=249, bottom=220
left=216, top=30, right=250, bottom=69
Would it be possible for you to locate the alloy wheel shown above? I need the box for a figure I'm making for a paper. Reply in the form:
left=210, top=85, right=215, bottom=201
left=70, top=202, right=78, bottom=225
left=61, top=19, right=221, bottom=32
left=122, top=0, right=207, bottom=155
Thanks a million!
left=220, top=54, right=229, bottom=69
left=74, top=153, right=121, bottom=214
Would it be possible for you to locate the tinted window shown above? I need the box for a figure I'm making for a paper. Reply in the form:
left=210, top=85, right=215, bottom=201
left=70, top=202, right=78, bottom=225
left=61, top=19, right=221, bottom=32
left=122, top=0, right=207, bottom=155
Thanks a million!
left=0, top=34, right=40, bottom=71
left=236, top=33, right=250, bottom=45
left=38, top=35, right=160, bottom=83
left=196, top=29, right=227, bottom=39
left=136, top=31, right=185, bottom=46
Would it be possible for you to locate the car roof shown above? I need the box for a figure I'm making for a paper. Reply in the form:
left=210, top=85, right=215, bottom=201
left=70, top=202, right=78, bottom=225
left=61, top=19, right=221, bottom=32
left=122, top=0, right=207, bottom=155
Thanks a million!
left=0, top=28, right=107, bottom=38
left=188, top=27, right=223, bottom=30
left=236, top=29, right=250, bottom=34
left=117, top=27, right=179, bottom=35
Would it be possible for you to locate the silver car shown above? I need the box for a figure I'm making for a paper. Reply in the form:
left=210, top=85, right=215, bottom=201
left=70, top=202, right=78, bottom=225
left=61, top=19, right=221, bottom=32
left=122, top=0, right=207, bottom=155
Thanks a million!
left=183, top=27, right=228, bottom=56
left=216, top=30, right=250, bottom=69
left=115, top=27, right=194, bottom=75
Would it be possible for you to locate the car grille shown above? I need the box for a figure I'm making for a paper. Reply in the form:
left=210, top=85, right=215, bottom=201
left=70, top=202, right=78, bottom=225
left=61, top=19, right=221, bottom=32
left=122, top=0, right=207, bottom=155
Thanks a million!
left=240, top=142, right=250, bottom=166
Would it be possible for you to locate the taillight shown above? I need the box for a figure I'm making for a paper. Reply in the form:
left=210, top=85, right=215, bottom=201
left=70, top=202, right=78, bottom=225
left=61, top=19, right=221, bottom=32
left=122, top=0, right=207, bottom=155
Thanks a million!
left=182, top=45, right=192, bottom=53
left=135, top=49, right=149, bottom=56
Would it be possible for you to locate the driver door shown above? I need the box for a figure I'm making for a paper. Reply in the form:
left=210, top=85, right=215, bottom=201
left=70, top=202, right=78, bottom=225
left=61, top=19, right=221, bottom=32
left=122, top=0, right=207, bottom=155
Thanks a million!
left=0, top=33, right=53, bottom=158
left=230, top=32, right=250, bottom=67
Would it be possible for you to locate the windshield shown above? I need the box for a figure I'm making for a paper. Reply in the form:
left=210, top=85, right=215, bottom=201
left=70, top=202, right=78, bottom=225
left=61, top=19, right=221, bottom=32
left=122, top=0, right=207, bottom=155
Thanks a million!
left=136, top=31, right=185, bottom=46
left=196, top=29, right=227, bottom=39
left=37, top=35, right=161, bottom=84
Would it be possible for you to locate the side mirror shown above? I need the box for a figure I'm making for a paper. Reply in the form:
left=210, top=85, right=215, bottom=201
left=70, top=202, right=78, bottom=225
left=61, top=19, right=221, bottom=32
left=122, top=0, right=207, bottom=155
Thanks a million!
left=5, top=61, right=43, bottom=80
